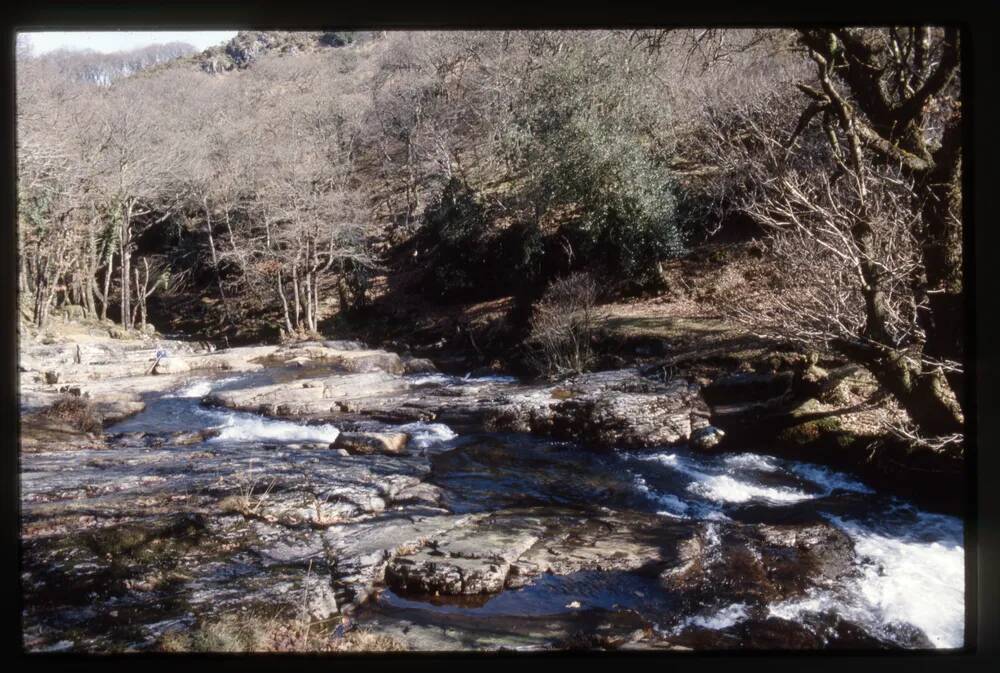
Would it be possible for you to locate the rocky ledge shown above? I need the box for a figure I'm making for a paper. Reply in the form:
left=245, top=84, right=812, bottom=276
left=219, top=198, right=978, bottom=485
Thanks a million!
left=206, top=358, right=718, bottom=451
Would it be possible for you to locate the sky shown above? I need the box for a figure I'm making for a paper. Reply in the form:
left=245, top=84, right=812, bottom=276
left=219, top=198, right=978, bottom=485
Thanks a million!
left=21, top=31, right=238, bottom=55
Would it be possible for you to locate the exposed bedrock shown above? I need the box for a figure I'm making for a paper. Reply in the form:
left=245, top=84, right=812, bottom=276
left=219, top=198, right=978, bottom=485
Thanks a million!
left=206, top=364, right=717, bottom=450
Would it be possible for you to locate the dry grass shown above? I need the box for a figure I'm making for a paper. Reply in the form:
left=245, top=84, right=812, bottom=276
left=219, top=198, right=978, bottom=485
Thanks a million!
left=218, top=473, right=278, bottom=518
left=41, top=393, right=103, bottom=434
left=158, top=612, right=407, bottom=653
left=527, top=273, right=599, bottom=375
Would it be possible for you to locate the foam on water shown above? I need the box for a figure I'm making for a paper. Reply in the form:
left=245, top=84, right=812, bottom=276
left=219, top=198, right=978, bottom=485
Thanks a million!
left=463, top=373, right=520, bottom=384
left=167, top=380, right=214, bottom=398
left=676, top=602, right=750, bottom=633
left=787, top=463, right=875, bottom=495
left=165, top=376, right=242, bottom=399
left=406, top=373, right=458, bottom=387
left=200, top=409, right=341, bottom=445
left=626, top=449, right=875, bottom=506
left=723, top=453, right=781, bottom=472
left=632, top=473, right=689, bottom=516
left=687, top=474, right=814, bottom=504
left=768, top=510, right=964, bottom=649
left=836, top=512, right=963, bottom=648
left=627, top=450, right=814, bottom=505
left=396, top=421, right=458, bottom=450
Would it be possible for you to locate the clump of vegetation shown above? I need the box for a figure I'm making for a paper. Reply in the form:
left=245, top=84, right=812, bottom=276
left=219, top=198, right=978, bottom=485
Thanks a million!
left=86, top=513, right=207, bottom=560
left=514, top=44, right=684, bottom=291
left=527, top=273, right=600, bottom=376
left=158, top=612, right=406, bottom=653
left=41, top=394, right=102, bottom=433
left=412, top=35, right=685, bottom=300
left=217, top=473, right=278, bottom=519
left=417, top=178, right=545, bottom=301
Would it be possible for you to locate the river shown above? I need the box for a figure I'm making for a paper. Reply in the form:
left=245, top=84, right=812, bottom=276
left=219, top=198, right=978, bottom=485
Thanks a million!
left=20, top=369, right=965, bottom=652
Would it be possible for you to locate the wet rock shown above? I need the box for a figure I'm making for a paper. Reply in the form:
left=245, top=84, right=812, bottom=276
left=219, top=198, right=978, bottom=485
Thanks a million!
left=332, top=432, right=410, bottom=456
left=205, top=372, right=410, bottom=417
left=661, top=522, right=856, bottom=608
left=508, top=512, right=694, bottom=588
left=85, top=513, right=208, bottom=559
left=552, top=390, right=693, bottom=446
left=387, top=553, right=510, bottom=595
left=391, top=482, right=443, bottom=507
left=171, top=429, right=221, bottom=446
left=369, top=407, right=438, bottom=424
left=489, top=370, right=706, bottom=449
left=267, top=343, right=405, bottom=374
left=690, top=426, right=726, bottom=451
left=322, top=340, right=367, bottom=351
left=384, top=512, right=544, bottom=596
left=322, top=514, right=472, bottom=609
left=402, top=357, right=438, bottom=374
left=333, top=351, right=405, bottom=375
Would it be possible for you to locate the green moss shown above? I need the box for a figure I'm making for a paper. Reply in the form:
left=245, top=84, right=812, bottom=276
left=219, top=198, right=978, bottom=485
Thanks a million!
left=85, top=514, right=206, bottom=560
left=777, top=417, right=841, bottom=447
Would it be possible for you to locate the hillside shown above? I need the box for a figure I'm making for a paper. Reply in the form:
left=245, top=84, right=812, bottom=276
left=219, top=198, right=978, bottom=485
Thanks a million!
left=16, top=27, right=965, bottom=445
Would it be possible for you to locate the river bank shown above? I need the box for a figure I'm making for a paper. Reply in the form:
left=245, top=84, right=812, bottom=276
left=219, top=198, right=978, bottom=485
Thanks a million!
left=18, top=324, right=966, bottom=652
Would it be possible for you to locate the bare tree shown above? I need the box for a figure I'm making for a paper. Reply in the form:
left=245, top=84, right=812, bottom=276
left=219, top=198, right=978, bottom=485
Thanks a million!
left=700, top=27, right=963, bottom=439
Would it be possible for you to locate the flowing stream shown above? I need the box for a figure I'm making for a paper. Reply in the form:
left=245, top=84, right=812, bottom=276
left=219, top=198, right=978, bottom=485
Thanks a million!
left=20, top=370, right=965, bottom=652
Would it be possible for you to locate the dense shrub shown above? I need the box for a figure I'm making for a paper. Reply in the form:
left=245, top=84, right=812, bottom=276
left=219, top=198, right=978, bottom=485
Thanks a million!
left=419, top=178, right=493, bottom=299
left=418, top=178, right=548, bottom=301
left=511, top=41, right=685, bottom=291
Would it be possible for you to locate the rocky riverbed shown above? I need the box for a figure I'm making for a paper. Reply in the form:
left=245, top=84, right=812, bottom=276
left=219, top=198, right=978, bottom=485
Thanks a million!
left=19, top=336, right=965, bottom=652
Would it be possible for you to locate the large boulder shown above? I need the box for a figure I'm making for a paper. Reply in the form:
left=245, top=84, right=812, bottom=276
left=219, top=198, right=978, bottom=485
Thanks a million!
left=660, top=522, right=856, bottom=607
left=402, top=357, right=438, bottom=374
left=333, top=432, right=410, bottom=456
left=486, top=369, right=707, bottom=449
left=153, top=357, right=190, bottom=375
left=690, top=425, right=726, bottom=451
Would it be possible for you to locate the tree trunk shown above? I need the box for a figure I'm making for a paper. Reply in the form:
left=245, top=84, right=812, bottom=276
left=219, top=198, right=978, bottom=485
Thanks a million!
left=292, top=262, right=302, bottom=331
left=277, top=271, right=294, bottom=336
left=98, top=240, right=114, bottom=321
left=916, top=125, right=964, bottom=403
left=204, top=199, right=231, bottom=323
left=835, top=339, right=963, bottom=436
left=120, top=200, right=133, bottom=330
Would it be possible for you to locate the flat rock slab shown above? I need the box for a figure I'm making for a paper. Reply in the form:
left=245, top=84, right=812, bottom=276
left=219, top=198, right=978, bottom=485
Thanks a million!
left=507, top=512, right=694, bottom=588
left=204, top=372, right=411, bottom=416
left=323, top=513, right=472, bottom=608
left=264, top=343, right=405, bottom=375
left=384, top=511, right=545, bottom=596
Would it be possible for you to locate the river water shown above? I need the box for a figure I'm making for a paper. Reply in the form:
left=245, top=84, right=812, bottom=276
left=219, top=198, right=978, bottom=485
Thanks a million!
left=20, top=371, right=966, bottom=651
